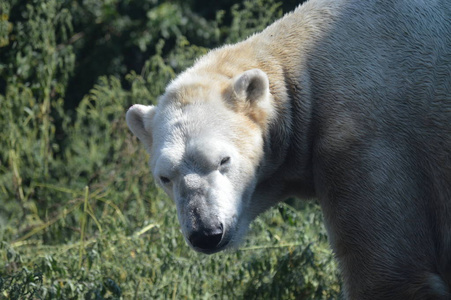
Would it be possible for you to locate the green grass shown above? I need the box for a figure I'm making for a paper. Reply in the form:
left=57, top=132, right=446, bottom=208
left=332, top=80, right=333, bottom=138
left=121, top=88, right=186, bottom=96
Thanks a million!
left=2, top=193, right=340, bottom=299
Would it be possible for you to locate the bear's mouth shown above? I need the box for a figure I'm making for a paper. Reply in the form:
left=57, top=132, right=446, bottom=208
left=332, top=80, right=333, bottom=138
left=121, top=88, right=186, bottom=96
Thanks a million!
left=191, top=237, right=231, bottom=254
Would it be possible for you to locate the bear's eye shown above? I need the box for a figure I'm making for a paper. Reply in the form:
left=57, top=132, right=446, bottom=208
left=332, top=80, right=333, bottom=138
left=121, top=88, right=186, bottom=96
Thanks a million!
left=220, top=156, right=231, bottom=166
left=160, top=176, right=171, bottom=185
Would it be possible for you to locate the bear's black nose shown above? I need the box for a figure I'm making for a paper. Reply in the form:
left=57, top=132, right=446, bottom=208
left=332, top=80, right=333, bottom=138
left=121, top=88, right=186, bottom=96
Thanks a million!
left=188, top=224, right=223, bottom=251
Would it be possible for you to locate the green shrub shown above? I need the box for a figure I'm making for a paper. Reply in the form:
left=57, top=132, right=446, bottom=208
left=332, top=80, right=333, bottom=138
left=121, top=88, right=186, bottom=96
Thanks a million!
left=0, top=0, right=340, bottom=298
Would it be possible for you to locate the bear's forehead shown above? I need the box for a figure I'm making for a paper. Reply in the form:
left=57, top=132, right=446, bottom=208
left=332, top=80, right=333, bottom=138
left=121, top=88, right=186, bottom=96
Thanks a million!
left=163, top=74, right=231, bottom=107
left=151, top=101, right=263, bottom=172
left=153, top=102, right=232, bottom=148
left=151, top=103, right=238, bottom=173
left=156, top=133, right=235, bottom=172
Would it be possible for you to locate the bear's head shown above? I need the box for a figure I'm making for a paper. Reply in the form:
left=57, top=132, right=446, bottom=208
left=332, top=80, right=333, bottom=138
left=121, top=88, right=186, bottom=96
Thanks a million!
left=126, top=69, right=275, bottom=254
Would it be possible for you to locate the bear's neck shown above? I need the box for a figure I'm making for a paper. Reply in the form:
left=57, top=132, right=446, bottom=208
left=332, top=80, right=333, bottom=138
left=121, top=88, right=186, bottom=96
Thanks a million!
left=238, top=1, right=340, bottom=196
left=240, top=3, right=337, bottom=189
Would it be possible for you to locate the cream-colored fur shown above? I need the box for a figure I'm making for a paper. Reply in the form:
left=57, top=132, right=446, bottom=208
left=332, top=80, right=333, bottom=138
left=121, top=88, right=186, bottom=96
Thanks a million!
left=127, top=0, right=451, bottom=299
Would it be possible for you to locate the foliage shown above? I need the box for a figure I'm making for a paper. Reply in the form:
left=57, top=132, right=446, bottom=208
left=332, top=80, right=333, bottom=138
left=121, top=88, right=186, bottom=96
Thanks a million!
left=0, top=0, right=340, bottom=298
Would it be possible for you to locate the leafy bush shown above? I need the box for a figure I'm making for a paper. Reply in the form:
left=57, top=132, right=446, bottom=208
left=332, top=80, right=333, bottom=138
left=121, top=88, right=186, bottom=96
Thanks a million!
left=0, top=0, right=340, bottom=298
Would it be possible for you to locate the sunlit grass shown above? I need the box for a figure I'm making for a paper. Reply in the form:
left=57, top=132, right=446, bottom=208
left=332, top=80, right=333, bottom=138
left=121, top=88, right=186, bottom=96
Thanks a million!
left=2, top=192, right=340, bottom=299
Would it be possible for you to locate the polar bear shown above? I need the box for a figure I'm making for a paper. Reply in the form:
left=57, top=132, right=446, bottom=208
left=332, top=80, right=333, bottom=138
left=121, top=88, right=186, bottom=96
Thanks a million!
left=126, top=0, right=451, bottom=298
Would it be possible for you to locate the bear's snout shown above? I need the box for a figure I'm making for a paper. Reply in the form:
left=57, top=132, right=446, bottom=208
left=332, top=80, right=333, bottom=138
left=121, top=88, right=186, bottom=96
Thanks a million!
left=188, top=223, right=224, bottom=253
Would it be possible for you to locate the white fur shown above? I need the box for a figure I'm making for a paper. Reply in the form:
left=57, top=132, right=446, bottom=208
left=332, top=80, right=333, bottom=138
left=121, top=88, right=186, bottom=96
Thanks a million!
left=135, top=98, right=264, bottom=251
left=127, top=0, right=451, bottom=298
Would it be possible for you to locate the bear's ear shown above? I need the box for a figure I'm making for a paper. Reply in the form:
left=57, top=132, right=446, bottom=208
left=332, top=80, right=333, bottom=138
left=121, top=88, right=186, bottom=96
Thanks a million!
left=126, top=104, right=156, bottom=147
left=233, top=69, right=270, bottom=103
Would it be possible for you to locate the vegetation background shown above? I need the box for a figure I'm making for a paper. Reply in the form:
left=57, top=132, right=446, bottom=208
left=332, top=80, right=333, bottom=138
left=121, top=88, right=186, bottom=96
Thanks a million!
left=0, top=0, right=341, bottom=298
